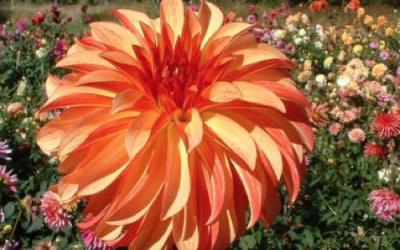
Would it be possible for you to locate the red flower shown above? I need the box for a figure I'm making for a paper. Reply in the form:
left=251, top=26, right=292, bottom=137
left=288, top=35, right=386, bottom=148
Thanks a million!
left=345, top=0, right=361, bottom=11
left=364, top=143, right=384, bottom=159
left=309, top=0, right=329, bottom=13
left=32, top=11, right=45, bottom=25
left=374, top=113, right=400, bottom=139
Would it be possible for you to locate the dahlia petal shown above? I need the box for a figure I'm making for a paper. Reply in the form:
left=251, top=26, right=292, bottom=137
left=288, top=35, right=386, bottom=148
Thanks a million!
left=36, top=108, right=94, bottom=155
left=172, top=186, right=199, bottom=250
left=112, top=9, right=156, bottom=39
left=161, top=125, right=191, bottom=219
left=197, top=142, right=228, bottom=225
left=111, top=90, right=145, bottom=114
left=184, top=109, right=203, bottom=152
left=90, top=22, right=139, bottom=54
left=61, top=134, right=129, bottom=197
left=77, top=69, right=132, bottom=89
left=202, top=81, right=242, bottom=103
left=231, top=160, right=262, bottom=228
left=199, top=1, right=224, bottom=48
left=107, top=145, right=165, bottom=225
left=68, top=37, right=107, bottom=55
left=232, top=81, right=286, bottom=112
left=100, top=225, right=124, bottom=241
left=251, top=126, right=283, bottom=180
left=203, top=112, right=257, bottom=170
left=45, top=74, right=63, bottom=97
left=59, top=109, right=133, bottom=156
left=160, top=0, right=184, bottom=44
left=56, top=51, right=116, bottom=71
left=125, top=111, right=161, bottom=159
left=259, top=79, right=309, bottom=108
left=206, top=22, right=253, bottom=49
left=127, top=198, right=170, bottom=249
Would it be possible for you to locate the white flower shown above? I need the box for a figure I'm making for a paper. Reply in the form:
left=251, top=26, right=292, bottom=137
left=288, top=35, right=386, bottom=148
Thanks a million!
left=315, top=41, right=323, bottom=49
left=336, top=73, right=352, bottom=88
left=378, top=169, right=390, bottom=183
left=16, top=77, right=27, bottom=96
left=315, top=74, right=327, bottom=86
left=298, top=28, right=306, bottom=37
left=41, top=39, right=47, bottom=45
left=303, top=36, right=310, bottom=43
left=294, top=37, right=303, bottom=45
left=323, top=56, right=333, bottom=69
left=35, top=47, right=46, bottom=58
left=272, top=29, right=286, bottom=41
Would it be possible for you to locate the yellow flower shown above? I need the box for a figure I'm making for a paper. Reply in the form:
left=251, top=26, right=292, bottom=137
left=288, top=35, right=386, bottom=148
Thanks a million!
left=341, top=32, right=353, bottom=46
left=385, top=27, right=395, bottom=36
left=353, top=45, right=363, bottom=56
left=337, top=50, right=346, bottom=62
left=363, top=15, right=374, bottom=26
left=372, top=63, right=388, bottom=79
left=323, top=56, right=333, bottom=69
left=379, top=40, right=386, bottom=50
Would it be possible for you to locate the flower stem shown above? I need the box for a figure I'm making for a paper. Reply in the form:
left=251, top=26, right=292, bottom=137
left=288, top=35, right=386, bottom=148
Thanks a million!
left=9, top=208, right=22, bottom=240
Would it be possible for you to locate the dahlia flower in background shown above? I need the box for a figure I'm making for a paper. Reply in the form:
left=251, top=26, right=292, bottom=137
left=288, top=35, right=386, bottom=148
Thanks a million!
left=0, top=141, right=12, bottom=160
left=368, top=188, right=400, bottom=222
left=0, top=165, right=17, bottom=193
left=373, top=112, right=400, bottom=139
left=40, top=191, right=72, bottom=232
left=36, top=0, right=314, bottom=248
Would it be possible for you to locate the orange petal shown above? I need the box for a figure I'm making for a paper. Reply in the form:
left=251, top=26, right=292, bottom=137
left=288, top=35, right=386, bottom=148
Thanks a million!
left=161, top=125, right=191, bottom=219
left=203, top=112, right=256, bottom=170
left=160, top=0, right=184, bottom=44
left=232, top=81, right=286, bottom=112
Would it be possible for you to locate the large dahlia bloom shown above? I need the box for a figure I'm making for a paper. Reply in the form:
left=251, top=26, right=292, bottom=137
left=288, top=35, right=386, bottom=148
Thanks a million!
left=36, top=0, right=314, bottom=249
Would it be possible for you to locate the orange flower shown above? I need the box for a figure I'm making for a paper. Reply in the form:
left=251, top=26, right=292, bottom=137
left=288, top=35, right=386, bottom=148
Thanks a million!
left=37, top=0, right=314, bottom=249
left=309, top=0, right=329, bottom=13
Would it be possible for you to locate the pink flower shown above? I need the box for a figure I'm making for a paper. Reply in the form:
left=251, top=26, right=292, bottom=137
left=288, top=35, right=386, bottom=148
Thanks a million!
left=80, top=214, right=111, bottom=250
left=368, top=188, right=400, bottom=222
left=40, top=191, right=71, bottom=232
left=347, top=128, right=365, bottom=143
left=341, top=110, right=357, bottom=124
left=373, top=113, right=400, bottom=139
left=0, top=165, right=17, bottom=193
left=0, top=141, right=12, bottom=161
left=329, top=123, right=341, bottom=136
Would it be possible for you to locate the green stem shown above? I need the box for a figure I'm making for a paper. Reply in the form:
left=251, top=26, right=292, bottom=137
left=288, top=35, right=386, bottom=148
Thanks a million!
left=9, top=208, right=22, bottom=240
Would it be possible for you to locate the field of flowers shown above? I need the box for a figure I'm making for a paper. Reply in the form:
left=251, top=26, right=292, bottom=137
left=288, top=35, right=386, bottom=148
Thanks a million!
left=0, top=0, right=400, bottom=249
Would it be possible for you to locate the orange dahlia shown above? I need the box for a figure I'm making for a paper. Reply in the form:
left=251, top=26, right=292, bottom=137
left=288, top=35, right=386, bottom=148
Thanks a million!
left=36, top=0, right=314, bottom=248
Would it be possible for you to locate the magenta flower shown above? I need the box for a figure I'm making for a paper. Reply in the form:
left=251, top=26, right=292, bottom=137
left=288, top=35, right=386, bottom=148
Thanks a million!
left=15, top=19, right=28, bottom=33
left=0, top=141, right=12, bottom=160
left=380, top=51, right=389, bottom=61
left=247, top=14, right=257, bottom=24
left=368, top=188, right=400, bottom=222
left=396, top=66, right=400, bottom=76
left=40, top=191, right=71, bottom=232
left=80, top=214, right=111, bottom=250
left=0, top=165, right=17, bottom=193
